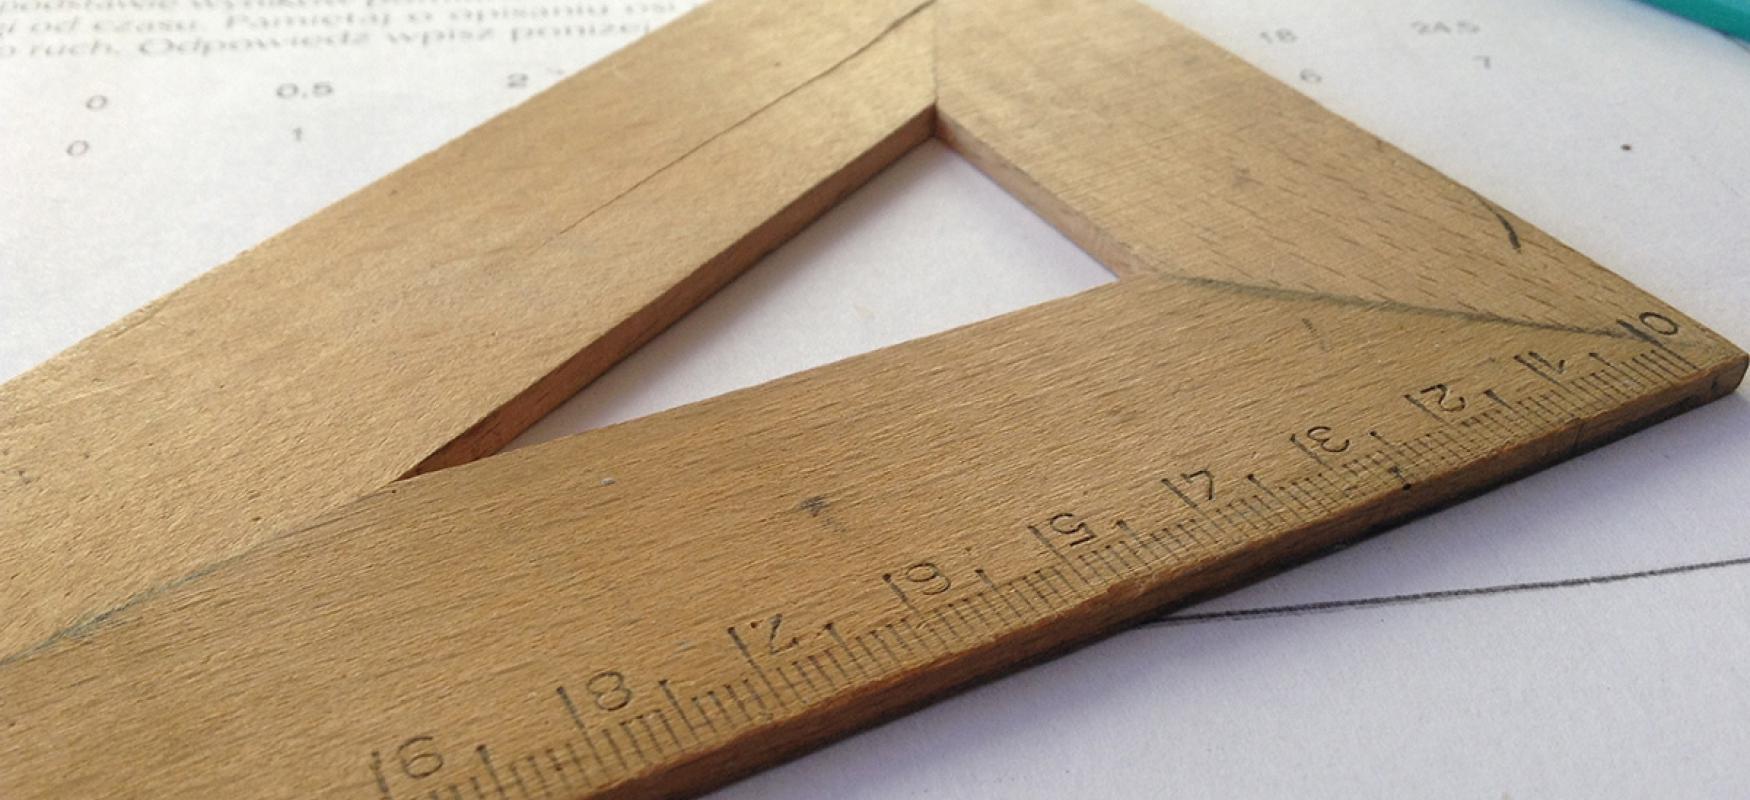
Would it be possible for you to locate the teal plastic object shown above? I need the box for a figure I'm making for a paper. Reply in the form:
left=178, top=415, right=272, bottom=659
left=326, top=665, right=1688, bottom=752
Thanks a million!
left=1640, top=0, right=1750, bottom=39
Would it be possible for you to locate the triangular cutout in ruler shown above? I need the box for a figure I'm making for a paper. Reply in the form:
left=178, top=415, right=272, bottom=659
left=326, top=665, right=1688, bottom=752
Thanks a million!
left=0, top=1, right=1741, bottom=797
left=508, top=141, right=1113, bottom=448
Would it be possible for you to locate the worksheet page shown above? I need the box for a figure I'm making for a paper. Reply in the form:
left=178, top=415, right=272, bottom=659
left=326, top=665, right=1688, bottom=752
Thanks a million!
left=3, top=1, right=1749, bottom=797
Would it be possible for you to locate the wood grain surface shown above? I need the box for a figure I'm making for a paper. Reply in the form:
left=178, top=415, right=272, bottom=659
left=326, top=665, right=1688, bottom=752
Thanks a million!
left=0, top=0, right=1741, bottom=798
left=0, top=0, right=934, bottom=657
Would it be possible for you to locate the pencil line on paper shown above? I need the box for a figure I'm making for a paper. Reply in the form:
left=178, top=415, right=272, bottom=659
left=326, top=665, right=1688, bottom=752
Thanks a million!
left=1146, top=553, right=1750, bottom=627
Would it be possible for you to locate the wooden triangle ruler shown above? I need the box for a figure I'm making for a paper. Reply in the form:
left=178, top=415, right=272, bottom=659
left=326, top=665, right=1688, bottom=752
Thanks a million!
left=1, top=0, right=1742, bottom=797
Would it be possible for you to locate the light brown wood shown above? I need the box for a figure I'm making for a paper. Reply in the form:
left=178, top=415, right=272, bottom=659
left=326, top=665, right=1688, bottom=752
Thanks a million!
left=936, top=0, right=1667, bottom=331
left=0, top=0, right=1742, bottom=798
left=0, top=0, right=934, bottom=656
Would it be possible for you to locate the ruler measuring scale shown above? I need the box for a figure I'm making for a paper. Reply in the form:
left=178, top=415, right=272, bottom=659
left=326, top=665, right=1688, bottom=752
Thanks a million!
left=384, top=310, right=1715, bottom=800
left=0, top=1, right=1742, bottom=798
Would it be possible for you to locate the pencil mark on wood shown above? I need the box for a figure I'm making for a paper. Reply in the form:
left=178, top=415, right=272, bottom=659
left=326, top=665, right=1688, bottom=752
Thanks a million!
left=526, top=0, right=937, bottom=259
left=1161, top=273, right=1624, bottom=339
left=1467, top=190, right=1522, bottom=252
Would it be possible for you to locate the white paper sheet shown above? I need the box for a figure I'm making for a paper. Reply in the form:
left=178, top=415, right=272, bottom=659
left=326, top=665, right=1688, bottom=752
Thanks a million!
left=3, top=0, right=1748, bottom=797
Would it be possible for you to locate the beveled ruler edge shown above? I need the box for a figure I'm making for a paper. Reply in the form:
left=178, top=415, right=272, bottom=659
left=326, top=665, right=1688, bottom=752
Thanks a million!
left=578, top=350, right=1745, bottom=800
left=1, top=0, right=1746, bottom=798
left=5, top=278, right=1739, bottom=800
